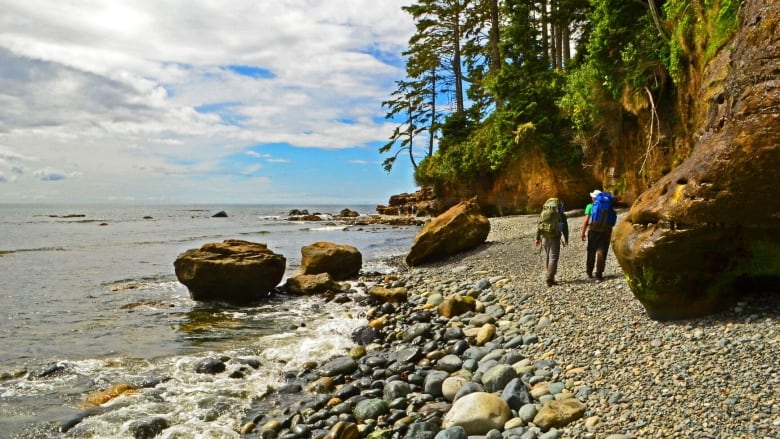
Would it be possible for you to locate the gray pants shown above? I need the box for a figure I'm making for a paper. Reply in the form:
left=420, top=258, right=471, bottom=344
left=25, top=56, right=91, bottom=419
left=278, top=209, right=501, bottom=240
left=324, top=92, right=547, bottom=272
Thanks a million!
left=542, top=237, right=562, bottom=282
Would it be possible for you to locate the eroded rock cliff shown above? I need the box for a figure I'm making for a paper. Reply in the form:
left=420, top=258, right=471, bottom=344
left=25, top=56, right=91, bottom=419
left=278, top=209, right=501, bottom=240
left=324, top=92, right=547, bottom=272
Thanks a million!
left=612, top=0, right=780, bottom=320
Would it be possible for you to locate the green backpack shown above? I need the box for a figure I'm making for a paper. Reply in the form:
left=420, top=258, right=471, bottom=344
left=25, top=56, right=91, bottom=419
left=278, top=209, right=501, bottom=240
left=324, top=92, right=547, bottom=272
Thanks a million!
left=538, top=198, right=563, bottom=238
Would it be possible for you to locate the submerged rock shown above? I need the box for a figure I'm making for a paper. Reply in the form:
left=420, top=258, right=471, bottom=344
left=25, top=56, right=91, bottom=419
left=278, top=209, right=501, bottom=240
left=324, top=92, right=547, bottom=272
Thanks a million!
left=81, top=383, right=138, bottom=408
left=126, top=416, right=170, bottom=439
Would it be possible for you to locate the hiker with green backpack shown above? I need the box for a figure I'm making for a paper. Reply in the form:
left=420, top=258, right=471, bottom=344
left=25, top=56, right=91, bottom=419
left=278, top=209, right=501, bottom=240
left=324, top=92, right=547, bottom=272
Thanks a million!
left=535, top=197, right=569, bottom=287
left=581, top=189, right=618, bottom=282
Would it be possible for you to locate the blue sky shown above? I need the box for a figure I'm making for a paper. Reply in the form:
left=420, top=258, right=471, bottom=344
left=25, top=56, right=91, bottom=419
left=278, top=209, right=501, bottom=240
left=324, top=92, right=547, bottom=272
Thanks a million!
left=0, top=1, right=419, bottom=204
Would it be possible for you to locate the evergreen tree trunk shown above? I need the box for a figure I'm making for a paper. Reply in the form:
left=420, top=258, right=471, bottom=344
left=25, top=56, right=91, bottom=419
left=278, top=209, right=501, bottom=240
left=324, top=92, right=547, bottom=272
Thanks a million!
left=563, top=21, right=571, bottom=68
left=541, top=0, right=550, bottom=67
left=429, top=70, right=436, bottom=157
left=554, top=0, right=563, bottom=69
left=550, top=0, right=558, bottom=69
left=407, top=103, right=417, bottom=169
left=489, top=0, right=503, bottom=108
left=489, top=0, right=501, bottom=74
left=453, top=0, right=465, bottom=114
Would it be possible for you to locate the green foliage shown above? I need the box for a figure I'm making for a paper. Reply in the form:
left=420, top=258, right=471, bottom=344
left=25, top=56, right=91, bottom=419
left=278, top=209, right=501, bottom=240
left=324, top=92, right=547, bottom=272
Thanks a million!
left=707, top=0, right=740, bottom=60
left=417, top=124, right=492, bottom=184
left=379, top=79, right=426, bottom=173
left=663, top=0, right=697, bottom=83
left=394, top=0, right=742, bottom=196
left=585, top=0, right=670, bottom=98
left=663, top=0, right=741, bottom=82
left=438, top=111, right=474, bottom=152
left=480, top=113, right=518, bottom=170
left=558, top=63, right=602, bottom=133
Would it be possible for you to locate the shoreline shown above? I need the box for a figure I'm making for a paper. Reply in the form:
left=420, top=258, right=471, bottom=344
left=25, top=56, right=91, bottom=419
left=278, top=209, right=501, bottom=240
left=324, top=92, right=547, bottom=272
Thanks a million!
left=247, top=213, right=779, bottom=438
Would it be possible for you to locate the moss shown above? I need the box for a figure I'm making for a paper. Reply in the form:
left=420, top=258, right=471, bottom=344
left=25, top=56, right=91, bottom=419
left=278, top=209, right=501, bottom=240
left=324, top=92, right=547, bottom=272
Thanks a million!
left=629, top=240, right=780, bottom=319
left=626, top=265, right=660, bottom=301
left=671, top=183, right=686, bottom=203
left=664, top=0, right=741, bottom=83
left=609, top=176, right=630, bottom=198
left=707, top=241, right=780, bottom=294
left=743, top=241, right=780, bottom=275
left=704, top=0, right=740, bottom=62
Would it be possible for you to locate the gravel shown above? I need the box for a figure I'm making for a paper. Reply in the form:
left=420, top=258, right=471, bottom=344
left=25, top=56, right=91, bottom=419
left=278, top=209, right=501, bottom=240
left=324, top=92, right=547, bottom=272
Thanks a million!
left=391, top=213, right=780, bottom=438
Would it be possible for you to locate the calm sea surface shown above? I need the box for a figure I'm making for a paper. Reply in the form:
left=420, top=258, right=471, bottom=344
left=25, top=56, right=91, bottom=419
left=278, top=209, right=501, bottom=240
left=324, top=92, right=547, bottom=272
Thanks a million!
left=0, top=204, right=419, bottom=438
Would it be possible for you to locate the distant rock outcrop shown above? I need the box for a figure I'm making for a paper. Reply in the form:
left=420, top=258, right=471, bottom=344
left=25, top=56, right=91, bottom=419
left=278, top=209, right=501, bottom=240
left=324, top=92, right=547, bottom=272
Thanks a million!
left=339, top=208, right=360, bottom=218
left=377, top=186, right=439, bottom=217
left=405, top=198, right=490, bottom=266
left=612, top=0, right=780, bottom=320
left=174, top=240, right=285, bottom=304
left=298, top=242, right=362, bottom=280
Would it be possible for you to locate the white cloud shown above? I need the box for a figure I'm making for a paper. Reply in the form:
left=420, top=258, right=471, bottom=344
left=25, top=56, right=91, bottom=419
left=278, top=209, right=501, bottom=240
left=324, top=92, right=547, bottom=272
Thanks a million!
left=0, top=0, right=415, bottom=203
left=32, top=166, right=83, bottom=181
left=244, top=151, right=289, bottom=164
left=0, top=145, right=37, bottom=162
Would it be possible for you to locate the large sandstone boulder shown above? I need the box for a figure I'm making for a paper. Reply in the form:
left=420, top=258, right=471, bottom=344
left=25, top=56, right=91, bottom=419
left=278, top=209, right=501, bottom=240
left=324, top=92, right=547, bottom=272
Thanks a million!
left=174, top=239, right=286, bottom=304
left=284, top=273, right=343, bottom=295
left=532, top=398, right=587, bottom=431
left=405, top=198, right=490, bottom=266
left=299, top=242, right=362, bottom=280
left=437, top=294, right=477, bottom=318
left=440, top=391, right=511, bottom=435
left=612, top=0, right=780, bottom=320
left=367, top=285, right=408, bottom=303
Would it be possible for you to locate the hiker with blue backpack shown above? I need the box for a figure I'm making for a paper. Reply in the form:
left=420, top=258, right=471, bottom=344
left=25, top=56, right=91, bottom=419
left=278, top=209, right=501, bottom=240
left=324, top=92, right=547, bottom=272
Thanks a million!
left=581, top=189, right=618, bottom=282
left=535, top=197, right=569, bottom=287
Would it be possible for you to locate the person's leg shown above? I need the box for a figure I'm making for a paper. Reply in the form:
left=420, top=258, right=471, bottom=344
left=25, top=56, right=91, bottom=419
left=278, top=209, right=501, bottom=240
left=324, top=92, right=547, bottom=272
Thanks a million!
left=586, top=230, right=597, bottom=277
left=545, top=237, right=561, bottom=286
left=542, top=237, right=552, bottom=278
left=594, top=231, right=611, bottom=280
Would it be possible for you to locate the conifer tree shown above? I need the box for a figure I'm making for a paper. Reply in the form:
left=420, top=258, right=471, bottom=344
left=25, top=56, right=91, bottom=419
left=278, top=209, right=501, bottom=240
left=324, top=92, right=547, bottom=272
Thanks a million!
left=381, top=0, right=471, bottom=172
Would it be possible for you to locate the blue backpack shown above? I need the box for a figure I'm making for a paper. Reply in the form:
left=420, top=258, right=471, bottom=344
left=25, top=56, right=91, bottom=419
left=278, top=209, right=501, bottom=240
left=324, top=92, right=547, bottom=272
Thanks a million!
left=589, top=192, right=617, bottom=232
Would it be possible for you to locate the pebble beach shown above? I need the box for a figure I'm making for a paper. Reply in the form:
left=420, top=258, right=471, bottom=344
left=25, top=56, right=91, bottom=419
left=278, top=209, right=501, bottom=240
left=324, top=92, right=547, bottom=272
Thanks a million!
left=246, top=212, right=780, bottom=439
left=408, top=213, right=780, bottom=438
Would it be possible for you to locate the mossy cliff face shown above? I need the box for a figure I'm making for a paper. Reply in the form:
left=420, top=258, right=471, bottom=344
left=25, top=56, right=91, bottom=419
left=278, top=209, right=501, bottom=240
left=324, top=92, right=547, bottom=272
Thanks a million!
left=612, top=0, right=780, bottom=320
left=435, top=148, right=598, bottom=215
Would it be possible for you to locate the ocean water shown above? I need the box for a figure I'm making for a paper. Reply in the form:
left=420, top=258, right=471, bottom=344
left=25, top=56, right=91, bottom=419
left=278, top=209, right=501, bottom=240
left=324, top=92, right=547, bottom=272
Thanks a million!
left=0, top=204, right=420, bottom=438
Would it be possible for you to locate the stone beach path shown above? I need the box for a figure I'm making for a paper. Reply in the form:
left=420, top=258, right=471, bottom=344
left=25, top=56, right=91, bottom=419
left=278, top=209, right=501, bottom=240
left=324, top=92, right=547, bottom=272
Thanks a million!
left=386, top=212, right=779, bottom=438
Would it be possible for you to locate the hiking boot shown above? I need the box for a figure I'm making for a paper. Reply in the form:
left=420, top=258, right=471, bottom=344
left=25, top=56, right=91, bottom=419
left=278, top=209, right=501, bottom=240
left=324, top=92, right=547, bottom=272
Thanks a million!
left=546, top=279, right=556, bottom=287
left=595, top=274, right=604, bottom=283
left=586, top=272, right=593, bottom=278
